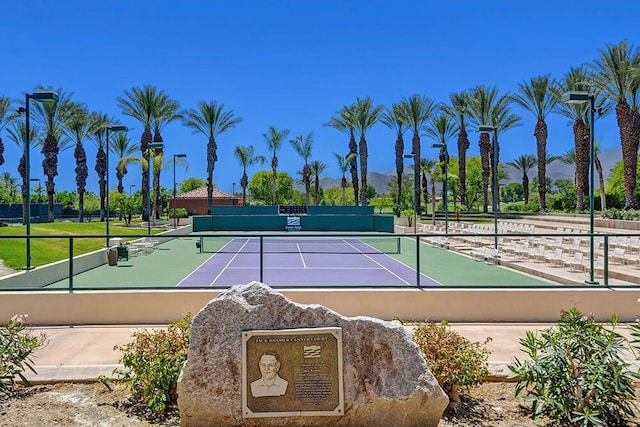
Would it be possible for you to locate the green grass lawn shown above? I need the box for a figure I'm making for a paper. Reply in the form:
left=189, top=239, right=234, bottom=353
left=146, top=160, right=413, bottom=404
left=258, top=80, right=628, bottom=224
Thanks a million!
left=0, top=221, right=163, bottom=270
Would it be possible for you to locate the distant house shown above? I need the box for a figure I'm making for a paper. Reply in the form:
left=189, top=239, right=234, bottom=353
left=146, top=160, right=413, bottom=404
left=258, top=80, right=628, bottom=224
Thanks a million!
left=169, top=187, right=241, bottom=215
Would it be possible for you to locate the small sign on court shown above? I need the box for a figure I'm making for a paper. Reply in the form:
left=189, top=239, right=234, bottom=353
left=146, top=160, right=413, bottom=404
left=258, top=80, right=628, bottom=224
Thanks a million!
left=242, top=327, right=344, bottom=418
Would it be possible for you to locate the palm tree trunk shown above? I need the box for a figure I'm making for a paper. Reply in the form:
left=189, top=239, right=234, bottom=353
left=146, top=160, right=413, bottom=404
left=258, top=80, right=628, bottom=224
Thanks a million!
left=595, top=156, right=606, bottom=212
left=341, top=177, right=347, bottom=206
left=271, top=154, right=278, bottom=206
left=359, top=136, right=368, bottom=206
left=42, top=134, right=59, bottom=222
left=616, top=101, right=639, bottom=209
left=394, top=133, right=404, bottom=217
left=241, top=171, right=248, bottom=206
left=348, top=136, right=359, bottom=206
left=421, top=171, right=429, bottom=218
left=206, top=136, right=217, bottom=211
left=523, top=174, right=530, bottom=205
left=479, top=133, right=491, bottom=213
left=141, top=129, right=152, bottom=221
left=18, top=155, right=26, bottom=224
left=574, top=119, right=589, bottom=211
left=534, top=119, right=547, bottom=211
left=412, top=133, right=421, bottom=214
left=457, top=127, right=470, bottom=210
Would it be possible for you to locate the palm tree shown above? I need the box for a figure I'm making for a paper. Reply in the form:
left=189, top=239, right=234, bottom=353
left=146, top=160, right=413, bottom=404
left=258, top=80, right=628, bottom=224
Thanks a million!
left=29, top=87, right=71, bottom=222
left=589, top=40, right=640, bottom=209
left=468, top=86, right=521, bottom=212
left=89, top=112, right=110, bottom=221
left=424, top=113, right=457, bottom=206
left=442, top=91, right=472, bottom=210
left=510, top=75, right=557, bottom=211
left=290, top=132, right=313, bottom=206
left=353, top=97, right=383, bottom=206
left=0, top=172, right=18, bottom=200
left=6, top=121, right=39, bottom=223
left=380, top=103, right=407, bottom=216
left=0, top=97, right=11, bottom=168
left=507, top=154, right=536, bottom=204
left=333, top=152, right=357, bottom=206
left=420, top=158, right=438, bottom=224
left=64, top=103, right=91, bottom=222
left=234, top=145, right=266, bottom=205
left=327, top=105, right=359, bottom=205
left=309, top=160, right=327, bottom=206
left=112, top=132, right=138, bottom=193
left=151, top=93, right=180, bottom=219
left=399, top=95, right=438, bottom=215
left=553, top=67, right=609, bottom=211
left=183, top=101, right=242, bottom=212
left=117, top=86, right=157, bottom=221
left=263, top=126, right=290, bottom=206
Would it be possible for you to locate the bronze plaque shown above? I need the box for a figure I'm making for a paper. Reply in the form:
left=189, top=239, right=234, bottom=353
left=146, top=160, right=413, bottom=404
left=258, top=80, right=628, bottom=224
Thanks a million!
left=242, top=327, right=344, bottom=418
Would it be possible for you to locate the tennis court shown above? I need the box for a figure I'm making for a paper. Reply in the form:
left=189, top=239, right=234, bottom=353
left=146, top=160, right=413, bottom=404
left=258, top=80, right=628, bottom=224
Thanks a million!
left=179, top=236, right=438, bottom=287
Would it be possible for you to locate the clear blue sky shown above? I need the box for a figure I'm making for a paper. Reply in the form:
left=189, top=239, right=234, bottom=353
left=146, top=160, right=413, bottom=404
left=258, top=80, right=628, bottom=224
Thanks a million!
left=2, top=0, right=638, bottom=195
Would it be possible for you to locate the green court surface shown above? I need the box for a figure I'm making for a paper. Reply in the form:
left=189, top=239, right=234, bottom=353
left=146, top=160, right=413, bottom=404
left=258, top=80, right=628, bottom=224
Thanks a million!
left=45, top=235, right=549, bottom=290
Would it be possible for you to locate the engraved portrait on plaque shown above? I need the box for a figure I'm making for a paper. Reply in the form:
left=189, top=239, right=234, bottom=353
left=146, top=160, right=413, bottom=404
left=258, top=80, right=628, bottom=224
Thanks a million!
left=242, top=327, right=344, bottom=418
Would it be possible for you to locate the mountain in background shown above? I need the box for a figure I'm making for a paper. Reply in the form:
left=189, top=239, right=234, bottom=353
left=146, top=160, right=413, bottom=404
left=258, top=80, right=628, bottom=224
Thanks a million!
left=295, top=147, right=623, bottom=195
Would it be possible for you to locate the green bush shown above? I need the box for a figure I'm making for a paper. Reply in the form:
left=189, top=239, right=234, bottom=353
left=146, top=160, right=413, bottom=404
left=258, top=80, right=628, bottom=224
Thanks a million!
left=413, top=321, right=491, bottom=410
left=114, top=313, right=191, bottom=415
left=508, top=308, right=637, bottom=426
left=0, top=314, right=47, bottom=394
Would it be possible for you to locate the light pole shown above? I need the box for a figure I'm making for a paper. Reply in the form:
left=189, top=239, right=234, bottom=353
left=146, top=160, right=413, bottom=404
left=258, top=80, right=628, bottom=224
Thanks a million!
left=148, top=142, right=164, bottom=235
left=129, top=184, right=135, bottom=196
left=403, top=153, right=417, bottom=234
left=22, top=91, right=58, bottom=270
left=105, top=125, right=127, bottom=246
left=232, top=182, right=236, bottom=196
left=173, top=153, right=187, bottom=229
left=478, top=125, right=499, bottom=254
left=562, top=91, right=598, bottom=284
left=432, top=143, right=449, bottom=236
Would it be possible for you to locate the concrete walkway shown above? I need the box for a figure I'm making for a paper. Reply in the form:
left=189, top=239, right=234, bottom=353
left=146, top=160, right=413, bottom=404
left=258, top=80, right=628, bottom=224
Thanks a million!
left=25, top=322, right=638, bottom=383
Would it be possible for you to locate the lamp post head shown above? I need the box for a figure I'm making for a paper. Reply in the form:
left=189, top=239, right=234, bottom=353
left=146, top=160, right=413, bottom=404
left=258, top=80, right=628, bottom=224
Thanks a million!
left=403, top=153, right=415, bottom=159
left=431, top=143, right=445, bottom=149
left=478, top=125, right=497, bottom=133
left=149, top=142, right=164, bottom=150
left=561, top=91, right=591, bottom=104
left=108, top=125, right=128, bottom=132
left=174, top=153, right=187, bottom=158
left=30, top=91, right=59, bottom=102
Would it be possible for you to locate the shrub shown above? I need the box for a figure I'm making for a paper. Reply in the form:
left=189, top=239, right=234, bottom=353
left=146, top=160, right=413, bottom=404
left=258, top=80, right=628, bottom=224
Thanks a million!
left=509, top=308, right=637, bottom=426
left=413, top=321, right=491, bottom=409
left=0, top=314, right=47, bottom=394
left=113, top=313, right=191, bottom=415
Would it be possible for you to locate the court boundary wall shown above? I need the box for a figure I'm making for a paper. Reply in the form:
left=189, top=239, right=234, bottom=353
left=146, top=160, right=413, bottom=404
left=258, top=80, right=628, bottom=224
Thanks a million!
left=2, top=287, right=639, bottom=325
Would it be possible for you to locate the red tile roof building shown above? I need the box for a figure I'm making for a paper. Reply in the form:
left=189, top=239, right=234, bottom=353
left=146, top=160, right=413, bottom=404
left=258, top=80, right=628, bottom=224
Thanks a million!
left=169, top=187, right=241, bottom=215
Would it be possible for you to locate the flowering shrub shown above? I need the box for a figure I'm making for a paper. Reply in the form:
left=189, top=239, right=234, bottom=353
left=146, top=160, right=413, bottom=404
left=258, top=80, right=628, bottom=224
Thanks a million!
left=413, top=321, right=491, bottom=410
left=113, top=313, right=191, bottom=416
left=0, top=314, right=47, bottom=394
left=509, top=308, right=637, bottom=426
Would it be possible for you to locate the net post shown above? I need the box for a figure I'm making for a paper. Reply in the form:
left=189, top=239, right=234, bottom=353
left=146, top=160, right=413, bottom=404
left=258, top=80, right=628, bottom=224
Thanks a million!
left=396, top=236, right=401, bottom=254
left=416, top=236, right=421, bottom=287
left=69, top=237, right=74, bottom=293
left=260, top=236, right=264, bottom=282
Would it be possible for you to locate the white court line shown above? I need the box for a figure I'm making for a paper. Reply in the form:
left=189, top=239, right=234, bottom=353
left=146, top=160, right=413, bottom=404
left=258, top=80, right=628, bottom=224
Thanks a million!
left=227, top=266, right=383, bottom=270
left=176, top=238, right=240, bottom=286
left=297, top=243, right=307, bottom=268
left=343, top=239, right=412, bottom=286
left=209, top=239, right=252, bottom=286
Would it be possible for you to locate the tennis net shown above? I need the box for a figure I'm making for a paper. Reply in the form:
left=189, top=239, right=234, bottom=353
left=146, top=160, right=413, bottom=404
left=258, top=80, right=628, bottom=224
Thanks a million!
left=198, top=236, right=401, bottom=255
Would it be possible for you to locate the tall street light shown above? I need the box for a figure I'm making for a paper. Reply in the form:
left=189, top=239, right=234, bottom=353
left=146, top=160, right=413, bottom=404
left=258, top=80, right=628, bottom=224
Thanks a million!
left=105, top=125, right=128, bottom=246
left=478, top=125, right=499, bottom=254
left=403, top=153, right=417, bottom=234
left=23, top=90, right=58, bottom=270
left=129, top=184, right=136, bottom=196
left=148, top=142, right=164, bottom=235
left=173, top=153, right=187, bottom=229
left=562, top=91, right=598, bottom=284
left=432, top=143, right=449, bottom=236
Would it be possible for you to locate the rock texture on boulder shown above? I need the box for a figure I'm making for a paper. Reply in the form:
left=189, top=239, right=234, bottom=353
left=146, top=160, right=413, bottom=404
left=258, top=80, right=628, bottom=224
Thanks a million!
left=178, top=282, right=448, bottom=426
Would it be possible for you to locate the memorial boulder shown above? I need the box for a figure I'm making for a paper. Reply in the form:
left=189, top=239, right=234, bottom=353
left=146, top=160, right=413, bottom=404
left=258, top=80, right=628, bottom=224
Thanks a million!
left=177, top=282, right=448, bottom=426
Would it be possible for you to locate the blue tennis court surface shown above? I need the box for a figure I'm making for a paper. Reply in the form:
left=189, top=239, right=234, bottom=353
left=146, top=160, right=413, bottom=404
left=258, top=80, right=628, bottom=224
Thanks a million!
left=178, top=237, right=439, bottom=287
